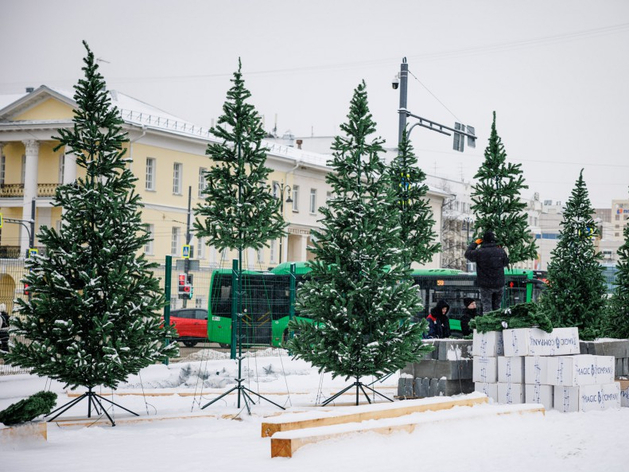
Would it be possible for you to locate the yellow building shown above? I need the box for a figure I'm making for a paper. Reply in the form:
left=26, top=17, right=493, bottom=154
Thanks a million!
left=0, top=86, right=445, bottom=311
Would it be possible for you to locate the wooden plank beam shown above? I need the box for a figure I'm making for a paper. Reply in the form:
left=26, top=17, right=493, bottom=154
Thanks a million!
left=271, top=403, right=544, bottom=458
left=262, top=393, right=488, bottom=437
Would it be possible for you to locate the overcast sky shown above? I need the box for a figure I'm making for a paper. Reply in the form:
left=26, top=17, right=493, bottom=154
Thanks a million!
left=2, top=0, right=628, bottom=208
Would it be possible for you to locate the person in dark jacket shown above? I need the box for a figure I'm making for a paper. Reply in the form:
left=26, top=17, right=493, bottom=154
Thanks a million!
left=0, top=303, right=9, bottom=353
left=460, top=297, right=478, bottom=336
left=464, top=231, right=509, bottom=314
left=426, top=299, right=451, bottom=339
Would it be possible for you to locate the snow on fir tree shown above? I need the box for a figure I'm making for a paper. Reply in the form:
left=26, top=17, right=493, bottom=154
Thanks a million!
left=470, top=112, right=537, bottom=264
left=6, top=42, right=178, bottom=389
left=287, top=82, right=432, bottom=396
left=540, top=169, right=607, bottom=340
left=603, top=188, right=629, bottom=339
left=194, top=58, right=285, bottom=254
left=388, top=128, right=439, bottom=266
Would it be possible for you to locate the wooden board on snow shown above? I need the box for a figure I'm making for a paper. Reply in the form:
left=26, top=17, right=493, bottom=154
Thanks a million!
left=270, top=403, right=545, bottom=458
left=262, top=392, right=488, bottom=437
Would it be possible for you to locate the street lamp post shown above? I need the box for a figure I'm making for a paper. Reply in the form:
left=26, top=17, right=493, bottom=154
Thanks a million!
left=394, top=57, right=477, bottom=152
left=273, top=182, right=293, bottom=264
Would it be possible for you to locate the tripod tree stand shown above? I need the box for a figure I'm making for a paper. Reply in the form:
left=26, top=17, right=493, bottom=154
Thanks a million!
left=46, top=388, right=139, bottom=426
left=5, top=42, right=179, bottom=426
left=194, top=59, right=287, bottom=414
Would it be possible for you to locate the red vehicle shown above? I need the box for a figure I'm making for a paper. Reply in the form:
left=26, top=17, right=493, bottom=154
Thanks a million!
left=168, top=308, right=208, bottom=347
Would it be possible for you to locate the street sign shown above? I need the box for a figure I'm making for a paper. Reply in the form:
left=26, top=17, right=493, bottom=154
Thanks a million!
left=182, top=244, right=191, bottom=259
left=28, top=248, right=38, bottom=258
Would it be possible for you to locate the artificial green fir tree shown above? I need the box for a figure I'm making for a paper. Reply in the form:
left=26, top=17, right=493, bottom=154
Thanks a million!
left=7, top=42, right=178, bottom=417
left=603, top=192, right=629, bottom=338
left=194, top=59, right=286, bottom=412
left=540, top=170, right=607, bottom=339
left=389, top=129, right=439, bottom=266
left=471, top=112, right=537, bottom=264
left=194, top=58, right=285, bottom=255
left=287, top=82, right=431, bottom=405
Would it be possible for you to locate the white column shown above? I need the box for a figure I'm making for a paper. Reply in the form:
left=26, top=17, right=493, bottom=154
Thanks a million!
left=298, top=234, right=308, bottom=262
left=63, top=151, right=77, bottom=184
left=21, top=139, right=39, bottom=254
left=0, top=143, right=4, bottom=185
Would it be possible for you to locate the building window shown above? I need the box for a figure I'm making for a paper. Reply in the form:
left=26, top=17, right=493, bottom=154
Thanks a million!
left=146, top=158, right=156, bottom=191
left=171, top=227, right=181, bottom=255
left=326, top=191, right=332, bottom=202
left=272, top=180, right=279, bottom=198
left=173, top=163, right=182, bottom=194
left=144, top=224, right=154, bottom=254
left=58, top=154, right=65, bottom=184
left=292, top=185, right=300, bottom=212
left=21, top=155, right=26, bottom=184
left=198, top=167, right=207, bottom=197
left=0, top=153, right=5, bottom=185
left=309, top=189, right=317, bottom=214
left=270, top=240, right=277, bottom=263
left=257, top=248, right=264, bottom=264
left=195, top=236, right=204, bottom=260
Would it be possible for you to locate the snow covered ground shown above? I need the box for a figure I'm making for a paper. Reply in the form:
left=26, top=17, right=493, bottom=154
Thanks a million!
left=1, top=348, right=628, bottom=472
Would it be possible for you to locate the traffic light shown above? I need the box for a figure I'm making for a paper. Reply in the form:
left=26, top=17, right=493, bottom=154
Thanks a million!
left=177, top=273, right=193, bottom=299
left=178, top=273, right=187, bottom=297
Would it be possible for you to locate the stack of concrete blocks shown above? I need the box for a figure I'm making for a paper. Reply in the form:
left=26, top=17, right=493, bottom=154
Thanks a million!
left=579, top=339, right=629, bottom=408
left=473, top=327, right=623, bottom=412
left=397, top=339, right=475, bottom=399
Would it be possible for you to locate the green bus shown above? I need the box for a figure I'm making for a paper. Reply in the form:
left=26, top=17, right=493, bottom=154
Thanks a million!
left=206, top=262, right=311, bottom=348
left=206, top=263, right=547, bottom=347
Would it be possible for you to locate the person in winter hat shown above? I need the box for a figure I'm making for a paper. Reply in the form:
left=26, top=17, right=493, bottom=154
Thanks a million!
left=460, top=297, right=478, bottom=336
left=426, top=299, right=451, bottom=339
left=464, top=230, right=509, bottom=314
left=0, top=303, right=9, bottom=353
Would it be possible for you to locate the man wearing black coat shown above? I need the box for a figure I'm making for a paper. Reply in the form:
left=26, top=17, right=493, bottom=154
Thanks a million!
left=460, top=297, right=478, bottom=336
left=464, top=231, right=509, bottom=315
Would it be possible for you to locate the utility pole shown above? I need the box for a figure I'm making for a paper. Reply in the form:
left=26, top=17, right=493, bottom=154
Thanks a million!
left=395, top=57, right=477, bottom=151
left=183, top=186, right=192, bottom=308
left=397, top=57, right=409, bottom=151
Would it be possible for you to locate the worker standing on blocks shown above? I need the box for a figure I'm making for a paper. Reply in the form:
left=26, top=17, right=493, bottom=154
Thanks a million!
left=464, top=231, right=509, bottom=315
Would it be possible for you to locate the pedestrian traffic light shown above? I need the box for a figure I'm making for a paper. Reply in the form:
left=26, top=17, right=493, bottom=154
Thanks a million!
left=177, top=273, right=194, bottom=299
left=178, top=273, right=187, bottom=297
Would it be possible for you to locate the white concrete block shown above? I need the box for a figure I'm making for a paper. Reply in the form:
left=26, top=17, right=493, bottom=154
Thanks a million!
left=546, top=355, right=597, bottom=386
left=503, top=327, right=580, bottom=357
left=498, top=382, right=525, bottom=404
left=473, top=356, right=498, bottom=383
left=524, top=356, right=549, bottom=385
left=498, top=356, right=525, bottom=384
left=553, top=386, right=580, bottom=412
left=594, top=356, right=615, bottom=384
left=620, top=380, right=629, bottom=408
left=472, top=330, right=504, bottom=357
left=525, top=384, right=553, bottom=410
left=474, top=382, right=498, bottom=402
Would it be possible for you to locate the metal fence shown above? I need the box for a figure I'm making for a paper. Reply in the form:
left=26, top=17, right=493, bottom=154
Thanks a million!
left=0, top=258, right=219, bottom=375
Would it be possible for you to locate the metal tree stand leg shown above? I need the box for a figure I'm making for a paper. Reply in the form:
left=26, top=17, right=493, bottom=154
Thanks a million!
left=201, top=353, right=286, bottom=414
left=320, top=377, right=394, bottom=406
left=45, top=387, right=139, bottom=426
left=201, top=260, right=285, bottom=415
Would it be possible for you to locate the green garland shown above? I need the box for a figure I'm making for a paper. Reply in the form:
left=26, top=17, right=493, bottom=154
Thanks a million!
left=470, top=303, right=553, bottom=334
left=0, top=391, right=57, bottom=426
